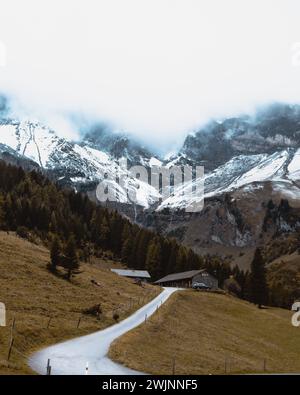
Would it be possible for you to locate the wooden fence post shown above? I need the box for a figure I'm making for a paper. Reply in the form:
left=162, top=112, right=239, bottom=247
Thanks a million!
left=7, top=338, right=14, bottom=361
left=263, top=358, right=266, bottom=372
left=46, top=358, right=51, bottom=375
left=10, top=317, right=15, bottom=343
left=47, top=317, right=52, bottom=329
left=145, top=314, right=147, bottom=324
left=172, top=357, right=176, bottom=375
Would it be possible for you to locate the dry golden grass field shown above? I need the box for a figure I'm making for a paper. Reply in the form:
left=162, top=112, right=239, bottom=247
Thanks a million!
left=109, top=290, right=300, bottom=375
left=0, top=232, right=160, bottom=375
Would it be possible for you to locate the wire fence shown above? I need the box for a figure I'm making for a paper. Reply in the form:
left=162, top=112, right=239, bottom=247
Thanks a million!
left=110, top=303, right=278, bottom=376
left=1, top=316, right=276, bottom=376
left=0, top=289, right=160, bottom=374
left=104, top=353, right=271, bottom=376
left=1, top=290, right=275, bottom=376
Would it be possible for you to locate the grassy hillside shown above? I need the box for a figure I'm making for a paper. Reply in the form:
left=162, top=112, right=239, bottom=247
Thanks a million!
left=0, top=232, right=160, bottom=375
left=109, top=290, right=300, bottom=375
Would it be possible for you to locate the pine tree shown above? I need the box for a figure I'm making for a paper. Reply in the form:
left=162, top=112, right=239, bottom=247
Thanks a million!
left=99, top=215, right=110, bottom=249
left=250, top=248, right=268, bottom=308
left=63, top=235, right=80, bottom=280
left=135, top=230, right=152, bottom=269
left=160, top=239, right=172, bottom=278
left=121, top=222, right=131, bottom=244
left=0, top=195, right=5, bottom=228
left=296, top=229, right=300, bottom=254
left=175, top=246, right=188, bottom=272
left=186, top=249, right=199, bottom=270
left=242, top=271, right=252, bottom=301
left=267, top=199, right=275, bottom=210
left=90, top=209, right=100, bottom=243
left=110, top=212, right=123, bottom=254
left=166, top=240, right=178, bottom=275
left=127, top=232, right=141, bottom=268
left=83, top=241, right=93, bottom=262
left=145, top=238, right=162, bottom=279
left=121, top=237, right=133, bottom=263
left=50, top=236, right=61, bottom=272
left=50, top=211, right=57, bottom=232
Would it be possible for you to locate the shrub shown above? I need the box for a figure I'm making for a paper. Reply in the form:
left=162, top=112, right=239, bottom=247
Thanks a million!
left=16, top=226, right=28, bottom=239
left=113, top=312, right=119, bottom=322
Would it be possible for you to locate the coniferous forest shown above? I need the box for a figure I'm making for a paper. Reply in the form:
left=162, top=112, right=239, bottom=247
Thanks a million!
left=0, top=161, right=238, bottom=283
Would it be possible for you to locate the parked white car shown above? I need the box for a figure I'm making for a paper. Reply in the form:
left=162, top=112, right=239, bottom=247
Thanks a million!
left=192, top=282, right=211, bottom=290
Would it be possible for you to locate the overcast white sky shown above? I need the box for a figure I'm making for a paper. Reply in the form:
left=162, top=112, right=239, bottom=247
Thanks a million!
left=0, top=0, right=300, bottom=153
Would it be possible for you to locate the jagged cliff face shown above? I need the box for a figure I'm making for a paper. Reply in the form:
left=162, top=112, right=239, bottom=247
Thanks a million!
left=138, top=183, right=300, bottom=269
left=177, top=104, right=300, bottom=170
left=138, top=194, right=255, bottom=249
left=83, top=125, right=155, bottom=167
left=1, top=102, right=300, bottom=259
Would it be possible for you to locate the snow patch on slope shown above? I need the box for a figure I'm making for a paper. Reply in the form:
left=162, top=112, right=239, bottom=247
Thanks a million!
left=0, top=120, right=160, bottom=209
left=157, top=150, right=297, bottom=211
left=288, top=148, right=300, bottom=180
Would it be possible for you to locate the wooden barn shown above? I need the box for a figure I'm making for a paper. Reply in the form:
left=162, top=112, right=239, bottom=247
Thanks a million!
left=154, top=269, right=218, bottom=289
left=111, top=269, right=151, bottom=282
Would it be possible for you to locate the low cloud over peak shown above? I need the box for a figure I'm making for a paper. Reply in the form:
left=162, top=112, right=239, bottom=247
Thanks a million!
left=0, top=0, right=300, bottom=153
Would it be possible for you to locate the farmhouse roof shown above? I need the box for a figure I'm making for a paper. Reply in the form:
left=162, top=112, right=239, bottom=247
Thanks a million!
left=111, top=269, right=151, bottom=279
left=154, top=269, right=207, bottom=284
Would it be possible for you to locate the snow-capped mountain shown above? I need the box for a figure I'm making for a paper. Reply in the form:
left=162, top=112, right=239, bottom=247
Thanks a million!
left=158, top=148, right=300, bottom=211
left=82, top=124, right=159, bottom=167
left=176, top=103, right=300, bottom=170
left=0, top=118, right=160, bottom=208
left=157, top=103, right=300, bottom=210
left=1, top=103, right=300, bottom=214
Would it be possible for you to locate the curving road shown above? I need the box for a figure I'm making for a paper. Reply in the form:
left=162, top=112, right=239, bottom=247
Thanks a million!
left=29, top=287, right=178, bottom=375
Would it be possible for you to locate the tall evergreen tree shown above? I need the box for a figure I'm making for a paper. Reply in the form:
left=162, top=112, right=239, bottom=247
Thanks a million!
left=99, top=215, right=110, bottom=249
left=135, top=230, right=152, bottom=268
left=242, top=271, right=252, bottom=301
left=49, top=211, right=57, bottom=232
left=82, top=241, right=93, bottom=262
left=50, top=235, right=61, bottom=272
left=63, top=235, right=80, bottom=280
left=127, top=232, right=141, bottom=268
left=175, top=246, right=188, bottom=272
left=110, top=212, right=123, bottom=254
left=145, top=238, right=162, bottom=279
left=121, top=237, right=134, bottom=263
left=250, top=248, right=268, bottom=308
left=166, top=240, right=178, bottom=274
